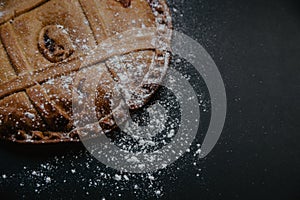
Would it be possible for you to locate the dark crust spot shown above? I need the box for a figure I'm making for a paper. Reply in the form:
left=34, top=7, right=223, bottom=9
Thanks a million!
left=38, top=25, right=75, bottom=63
left=116, top=0, right=131, bottom=8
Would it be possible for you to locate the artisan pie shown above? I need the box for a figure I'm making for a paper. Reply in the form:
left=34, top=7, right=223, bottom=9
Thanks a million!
left=0, top=0, right=172, bottom=143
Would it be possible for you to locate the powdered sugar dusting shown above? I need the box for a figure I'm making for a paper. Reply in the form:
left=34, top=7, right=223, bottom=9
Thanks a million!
left=0, top=0, right=212, bottom=198
left=0, top=60, right=208, bottom=197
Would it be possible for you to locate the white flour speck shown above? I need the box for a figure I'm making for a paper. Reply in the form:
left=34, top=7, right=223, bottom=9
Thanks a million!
left=45, top=177, right=51, bottom=183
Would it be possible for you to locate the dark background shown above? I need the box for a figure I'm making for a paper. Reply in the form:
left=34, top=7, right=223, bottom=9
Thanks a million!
left=168, top=0, right=300, bottom=199
left=0, top=0, right=300, bottom=199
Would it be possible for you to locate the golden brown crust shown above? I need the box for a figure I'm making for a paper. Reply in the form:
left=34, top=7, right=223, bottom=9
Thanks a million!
left=0, top=0, right=48, bottom=24
left=0, top=0, right=172, bottom=144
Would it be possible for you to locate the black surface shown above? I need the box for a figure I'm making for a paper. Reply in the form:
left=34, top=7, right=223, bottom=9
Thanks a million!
left=168, top=0, right=300, bottom=199
left=0, top=0, right=300, bottom=199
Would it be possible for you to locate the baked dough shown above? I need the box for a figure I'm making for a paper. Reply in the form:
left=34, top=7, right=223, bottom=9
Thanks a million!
left=0, top=0, right=172, bottom=143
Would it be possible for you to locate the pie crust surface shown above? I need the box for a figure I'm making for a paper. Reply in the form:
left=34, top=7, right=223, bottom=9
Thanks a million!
left=0, top=0, right=172, bottom=143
